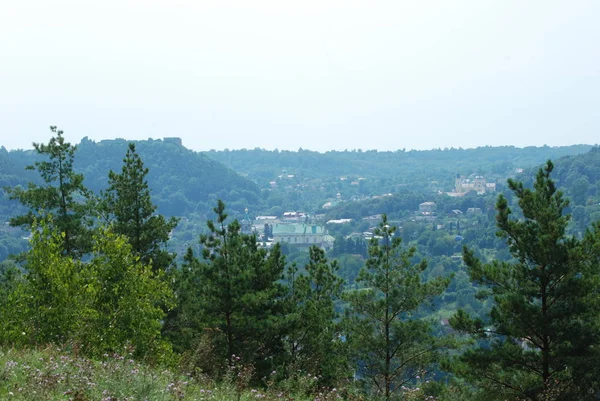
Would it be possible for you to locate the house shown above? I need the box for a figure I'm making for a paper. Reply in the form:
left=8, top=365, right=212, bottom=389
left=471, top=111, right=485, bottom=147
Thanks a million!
left=282, top=211, right=307, bottom=222
left=255, top=215, right=278, bottom=221
left=326, top=219, right=354, bottom=225
left=419, top=202, right=437, bottom=214
left=362, top=214, right=383, bottom=222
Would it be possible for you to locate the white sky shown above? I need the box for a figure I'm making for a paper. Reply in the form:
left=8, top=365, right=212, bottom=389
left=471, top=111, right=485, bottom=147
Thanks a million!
left=1, top=0, right=599, bottom=152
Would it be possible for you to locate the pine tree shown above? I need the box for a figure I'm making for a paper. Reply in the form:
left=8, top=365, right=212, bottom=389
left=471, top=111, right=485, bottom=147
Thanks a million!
left=344, top=215, right=449, bottom=400
left=194, top=200, right=287, bottom=380
left=5, top=127, right=91, bottom=257
left=104, top=143, right=178, bottom=272
left=450, top=161, right=600, bottom=400
left=162, top=247, right=204, bottom=354
left=286, top=246, right=347, bottom=385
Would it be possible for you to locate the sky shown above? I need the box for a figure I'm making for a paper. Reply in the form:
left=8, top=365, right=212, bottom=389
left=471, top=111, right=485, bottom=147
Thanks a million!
left=1, top=0, right=599, bottom=152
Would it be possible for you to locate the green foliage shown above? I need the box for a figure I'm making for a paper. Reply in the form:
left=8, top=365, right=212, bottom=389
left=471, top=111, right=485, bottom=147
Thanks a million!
left=78, top=228, right=175, bottom=361
left=1, top=217, right=84, bottom=346
left=187, top=200, right=288, bottom=381
left=103, top=142, right=179, bottom=272
left=4, top=127, right=92, bottom=257
left=75, top=137, right=260, bottom=217
left=0, top=217, right=174, bottom=362
left=163, top=247, right=205, bottom=354
left=451, top=161, right=600, bottom=400
left=285, top=246, right=348, bottom=385
left=344, top=215, right=450, bottom=400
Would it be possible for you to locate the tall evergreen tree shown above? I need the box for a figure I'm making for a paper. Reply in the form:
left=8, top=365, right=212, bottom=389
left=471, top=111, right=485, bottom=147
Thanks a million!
left=286, top=246, right=348, bottom=385
left=194, top=200, right=287, bottom=381
left=162, top=247, right=204, bottom=354
left=450, top=161, right=600, bottom=400
left=344, top=215, right=449, bottom=400
left=104, top=143, right=178, bottom=272
left=5, top=127, right=91, bottom=257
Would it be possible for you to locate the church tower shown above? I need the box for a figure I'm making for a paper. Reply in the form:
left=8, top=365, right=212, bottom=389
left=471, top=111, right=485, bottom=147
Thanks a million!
left=241, top=207, right=252, bottom=235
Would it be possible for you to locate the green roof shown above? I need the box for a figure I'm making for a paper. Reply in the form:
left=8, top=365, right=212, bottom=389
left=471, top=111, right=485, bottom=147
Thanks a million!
left=272, top=223, right=325, bottom=235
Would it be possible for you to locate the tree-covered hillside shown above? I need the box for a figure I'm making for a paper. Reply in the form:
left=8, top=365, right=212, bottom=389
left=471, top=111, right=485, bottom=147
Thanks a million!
left=206, top=145, right=593, bottom=189
left=205, top=145, right=593, bottom=215
left=76, top=137, right=261, bottom=217
left=520, top=147, right=600, bottom=236
left=1, top=138, right=260, bottom=220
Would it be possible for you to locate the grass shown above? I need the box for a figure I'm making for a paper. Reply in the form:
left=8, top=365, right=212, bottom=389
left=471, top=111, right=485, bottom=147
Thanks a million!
left=0, top=346, right=352, bottom=401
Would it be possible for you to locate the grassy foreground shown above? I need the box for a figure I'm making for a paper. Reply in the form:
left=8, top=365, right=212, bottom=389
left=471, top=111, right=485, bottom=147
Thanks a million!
left=0, top=346, right=358, bottom=401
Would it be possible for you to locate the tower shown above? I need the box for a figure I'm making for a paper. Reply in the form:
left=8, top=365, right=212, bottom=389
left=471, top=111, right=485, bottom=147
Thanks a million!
left=455, top=173, right=462, bottom=193
left=241, top=207, right=252, bottom=235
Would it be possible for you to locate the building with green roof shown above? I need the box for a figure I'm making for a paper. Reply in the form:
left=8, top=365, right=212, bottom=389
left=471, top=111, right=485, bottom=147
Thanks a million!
left=272, top=222, right=332, bottom=247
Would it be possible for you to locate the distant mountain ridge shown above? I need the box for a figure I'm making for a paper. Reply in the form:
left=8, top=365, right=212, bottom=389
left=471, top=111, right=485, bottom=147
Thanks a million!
left=205, top=145, right=594, bottom=187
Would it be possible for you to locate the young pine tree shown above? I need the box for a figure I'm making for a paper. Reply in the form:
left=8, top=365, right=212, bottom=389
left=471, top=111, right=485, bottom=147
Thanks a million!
left=286, top=246, right=348, bottom=386
left=104, top=143, right=178, bottom=272
left=5, top=127, right=92, bottom=257
left=195, top=200, right=287, bottom=381
left=162, top=247, right=204, bottom=354
left=344, top=215, right=449, bottom=401
left=450, top=161, right=600, bottom=401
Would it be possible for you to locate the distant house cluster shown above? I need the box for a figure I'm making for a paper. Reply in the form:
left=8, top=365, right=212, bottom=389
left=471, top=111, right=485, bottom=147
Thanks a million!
left=322, top=192, right=343, bottom=209
left=447, top=174, right=496, bottom=196
left=245, top=210, right=334, bottom=249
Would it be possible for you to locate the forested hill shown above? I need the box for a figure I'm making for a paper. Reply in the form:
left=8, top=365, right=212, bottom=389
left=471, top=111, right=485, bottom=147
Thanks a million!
left=525, top=147, right=600, bottom=229
left=0, top=138, right=260, bottom=219
left=205, top=145, right=593, bottom=189
left=527, top=146, right=600, bottom=203
left=75, top=138, right=260, bottom=216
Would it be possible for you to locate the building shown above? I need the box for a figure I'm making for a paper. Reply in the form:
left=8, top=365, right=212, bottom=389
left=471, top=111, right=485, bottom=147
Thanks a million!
left=282, top=211, right=308, bottom=222
left=419, top=202, right=437, bottom=214
left=326, top=219, right=354, bottom=225
left=362, top=214, right=383, bottom=222
left=163, top=137, right=183, bottom=146
left=255, top=215, right=278, bottom=221
left=241, top=208, right=253, bottom=234
left=453, top=174, right=496, bottom=195
left=272, top=223, right=330, bottom=246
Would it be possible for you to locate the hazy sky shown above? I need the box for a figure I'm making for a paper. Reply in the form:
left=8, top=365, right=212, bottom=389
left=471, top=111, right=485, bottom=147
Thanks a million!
left=1, top=0, right=599, bottom=152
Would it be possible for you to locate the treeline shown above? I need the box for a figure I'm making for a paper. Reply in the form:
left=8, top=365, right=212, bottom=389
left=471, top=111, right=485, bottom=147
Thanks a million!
left=0, top=135, right=260, bottom=222
left=206, top=145, right=593, bottom=195
left=1, top=129, right=600, bottom=400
